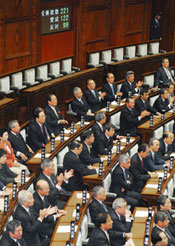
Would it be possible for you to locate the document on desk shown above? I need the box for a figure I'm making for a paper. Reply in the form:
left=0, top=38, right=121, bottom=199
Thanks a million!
left=15, top=177, right=30, bottom=183
left=75, top=121, right=89, bottom=126
left=57, top=225, right=78, bottom=233
left=146, top=184, right=158, bottom=189
left=34, top=153, right=51, bottom=158
left=135, top=210, right=154, bottom=217
left=157, top=172, right=170, bottom=178
left=170, top=153, right=175, bottom=158
left=72, top=209, right=76, bottom=217
left=120, top=138, right=135, bottom=143
left=55, top=136, right=69, bottom=141
left=0, top=198, right=4, bottom=211
left=76, top=192, right=90, bottom=199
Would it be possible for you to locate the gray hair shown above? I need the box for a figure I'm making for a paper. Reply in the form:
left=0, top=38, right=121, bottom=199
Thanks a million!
left=73, top=87, right=81, bottom=96
left=18, top=190, right=31, bottom=205
left=92, top=186, right=104, bottom=198
left=95, top=112, right=105, bottom=122
left=41, top=159, right=52, bottom=170
left=126, top=71, right=134, bottom=79
left=119, top=153, right=130, bottom=164
left=149, top=137, right=158, bottom=147
left=8, top=120, right=18, bottom=129
left=112, top=198, right=126, bottom=209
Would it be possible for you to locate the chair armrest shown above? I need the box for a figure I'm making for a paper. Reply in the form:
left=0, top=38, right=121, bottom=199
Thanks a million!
left=23, top=81, right=31, bottom=87
left=87, top=63, right=96, bottom=68
left=10, top=85, right=18, bottom=91
left=159, top=49, right=166, bottom=53
left=99, top=60, right=107, bottom=65
left=123, top=55, right=130, bottom=59
left=112, top=58, right=118, bottom=62
left=72, top=66, right=80, bottom=72
left=66, top=111, right=77, bottom=116
left=88, top=222, right=95, bottom=228
left=60, top=70, right=68, bottom=76
left=106, top=192, right=117, bottom=198
left=35, top=77, right=44, bottom=83
left=147, top=51, right=153, bottom=55
left=48, top=74, right=56, bottom=79
left=136, top=54, right=142, bottom=57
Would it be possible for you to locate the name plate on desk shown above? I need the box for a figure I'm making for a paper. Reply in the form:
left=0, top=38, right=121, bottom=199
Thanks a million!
left=145, top=184, right=158, bottom=189
left=57, top=225, right=78, bottom=233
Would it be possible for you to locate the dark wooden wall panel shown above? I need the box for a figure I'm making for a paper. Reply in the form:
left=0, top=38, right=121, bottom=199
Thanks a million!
left=4, top=0, right=30, bottom=18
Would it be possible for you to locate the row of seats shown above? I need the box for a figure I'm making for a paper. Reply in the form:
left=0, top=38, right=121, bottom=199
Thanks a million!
left=87, top=41, right=165, bottom=68
left=0, top=57, right=80, bottom=97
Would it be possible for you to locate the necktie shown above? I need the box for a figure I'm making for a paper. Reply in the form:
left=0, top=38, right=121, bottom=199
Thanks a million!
left=123, top=169, right=127, bottom=181
left=80, top=99, right=84, bottom=104
left=52, top=107, right=59, bottom=118
left=101, top=202, right=108, bottom=212
left=92, top=90, right=97, bottom=98
left=17, top=240, right=21, bottom=246
left=111, top=85, right=115, bottom=96
left=141, top=159, right=143, bottom=168
left=165, top=68, right=174, bottom=81
left=40, top=124, right=43, bottom=134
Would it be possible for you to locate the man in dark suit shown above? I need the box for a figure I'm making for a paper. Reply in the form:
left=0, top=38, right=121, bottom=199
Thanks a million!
left=33, top=180, right=67, bottom=237
left=89, top=186, right=109, bottom=224
left=45, top=94, right=68, bottom=136
left=94, top=123, right=115, bottom=156
left=157, top=195, right=175, bottom=238
left=63, top=140, right=98, bottom=191
left=71, top=87, right=95, bottom=121
left=80, top=130, right=105, bottom=166
left=13, top=190, right=51, bottom=246
left=110, top=154, right=142, bottom=209
left=152, top=231, right=168, bottom=246
left=130, top=144, right=158, bottom=193
left=157, top=132, right=174, bottom=160
left=88, top=213, right=113, bottom=246
left=101, top=73, right=122, bottom=105
left=143, top=138, right=169, bottom=172
left=155, top=58, right=175, bottom=87
left=92, top=112, right=106, bottom=140
left=38, top=159, right=73, bottom=208
left=27, top=107, right=51, bottom=153
left=120, top=71, right=142, bottom=99
left=151, top=210, right=175, bottom=246
left=153, top=88, right=173, bottom=114
left=0, top=220, right=27, bottom=246
left=135, top=88, right=160, bottom=124
left=109, top=198, right=133, bottom=246
left=120, top=97, right=150, bottom=136
left=84, top=79, right=106, bottom=111
left=150, top=12, right=162, bottom=40
left=8, top=120, right=34, bottom=164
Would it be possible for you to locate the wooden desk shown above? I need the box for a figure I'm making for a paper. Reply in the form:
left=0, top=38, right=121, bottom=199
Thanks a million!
left=50, top=191, right=92, bottom=246
left=83, top=136, right=140, bottom=190
left=0, top=173, right=35, bottom=235
left=0, top=98, right=19, bottom=128
left=132, top=207, right=156, bottom=246
left=141, top=169, right=175, bottom=205
left=138, top=112, right=175, bottom=143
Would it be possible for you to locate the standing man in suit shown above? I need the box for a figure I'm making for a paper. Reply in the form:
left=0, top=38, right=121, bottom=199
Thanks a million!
left=109, top=198, right=133, bottom=246
left=110, top=154, right=142, bottom=209
left=120, top=71, right=142, bottom=99
left=84, top=79, right=106, bottom=111
left=8, top=120, right=34, bottom=164
left=143, top=138, right=169, bottom=172
left=71, top=87, right=94, bottom=121
left=135, top=88, right=160, bottom=121
left=157, top=195, right=175, bottom=238
left=151, top=211, right=175, bottom=246
left=92, top=112, right=106, bottom=140
left=0, top=220, right=27, bottom=246
left=94, top=123, right=115, bottom=156
left=120, top=97, right=149, bottom=136
left=88, top=213, right=113, bottom=246
left=45, top=94, right=68, bottom=136
left=101, top=73, right=122, bottom=105
left=153, top=88, right=174, bottom=114
left=13, top=190, right=51, bottom=246
left=157, top=132, right=174, bottom=160
left=27, top=107, right=51, bottom=153
left=38, top=159, right=73, bottom=207
left=130, top=144, right=158, bottom=193
left=150, top=12, right=162, bottom=40
left=89, top=186, right=109, bottom=224
left=63, top=140, right=98, bottom=191
left=80, top=130, right=105, bottom=166
left=155, top=58, right=174, bottom=87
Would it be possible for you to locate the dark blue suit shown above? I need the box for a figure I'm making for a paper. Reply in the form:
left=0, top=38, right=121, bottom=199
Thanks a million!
left=143, top=151, right=165, bottom=172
